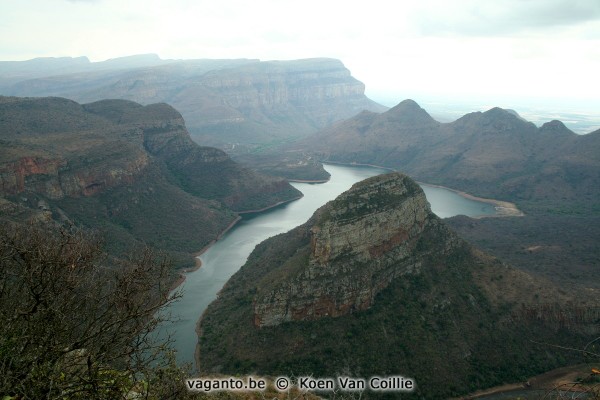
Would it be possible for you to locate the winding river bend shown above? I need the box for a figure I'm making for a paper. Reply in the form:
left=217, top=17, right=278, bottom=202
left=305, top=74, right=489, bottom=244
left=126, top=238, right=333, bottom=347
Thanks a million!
left=160, top=164, right=498, bottom=365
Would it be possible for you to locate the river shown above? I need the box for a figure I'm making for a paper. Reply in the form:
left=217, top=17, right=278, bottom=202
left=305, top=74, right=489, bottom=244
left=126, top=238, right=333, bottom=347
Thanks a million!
left=159, top=163, right=498, bottom=364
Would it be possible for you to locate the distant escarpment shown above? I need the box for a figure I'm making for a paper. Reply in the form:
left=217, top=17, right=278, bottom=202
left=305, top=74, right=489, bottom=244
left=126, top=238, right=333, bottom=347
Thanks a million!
left=0, top=96, right=300, bottom=267
left=3, top=56, right=386, bottom=148
left=199, top=172, right=596, bottom=398
left=300, top=99, right=600, bottom=214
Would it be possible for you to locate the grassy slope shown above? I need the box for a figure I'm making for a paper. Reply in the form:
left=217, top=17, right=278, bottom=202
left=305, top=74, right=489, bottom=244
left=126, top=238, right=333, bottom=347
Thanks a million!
left=199, top=210, right=592, bottom=399
left=447, top=215, right=600, bottom=291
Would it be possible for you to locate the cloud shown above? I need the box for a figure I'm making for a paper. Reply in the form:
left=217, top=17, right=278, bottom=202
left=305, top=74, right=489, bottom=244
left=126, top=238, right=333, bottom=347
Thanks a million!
left=415, top=0, right=600, bottom=36
left=1, top=0, right=598, bottom=102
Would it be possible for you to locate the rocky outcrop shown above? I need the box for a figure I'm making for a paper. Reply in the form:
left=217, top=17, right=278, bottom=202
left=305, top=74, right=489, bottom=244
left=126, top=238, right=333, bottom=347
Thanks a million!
left=0, top=157, right=65, bottom=196
left=252, top=173, right=457, bottom=326
left=0, top=149, right=149, bottom=200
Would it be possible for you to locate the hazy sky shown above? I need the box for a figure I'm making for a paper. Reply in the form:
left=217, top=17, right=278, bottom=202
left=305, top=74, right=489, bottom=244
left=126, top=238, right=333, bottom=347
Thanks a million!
left=1, top=0, right=599, bottom=106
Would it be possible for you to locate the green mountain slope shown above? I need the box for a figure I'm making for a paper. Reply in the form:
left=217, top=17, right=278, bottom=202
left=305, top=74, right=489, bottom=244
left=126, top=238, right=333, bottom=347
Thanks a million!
left=0, top=96, right=301, bottom=267
left=300, top=99, right=600, bottom=214
left=198, top=173, right=597, bottom=398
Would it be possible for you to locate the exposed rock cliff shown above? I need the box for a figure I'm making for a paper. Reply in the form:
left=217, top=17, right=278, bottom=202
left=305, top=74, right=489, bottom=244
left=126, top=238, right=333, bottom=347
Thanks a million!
left=253, top=173, right=445, bottom=326
left=0, top=97, right=150, bottom=199
left=0, top=154, right=149, bottom=199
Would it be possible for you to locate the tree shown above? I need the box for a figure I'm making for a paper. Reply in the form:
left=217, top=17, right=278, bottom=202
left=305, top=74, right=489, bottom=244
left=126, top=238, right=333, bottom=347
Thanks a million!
left=0, top=222, right=192, bottom=399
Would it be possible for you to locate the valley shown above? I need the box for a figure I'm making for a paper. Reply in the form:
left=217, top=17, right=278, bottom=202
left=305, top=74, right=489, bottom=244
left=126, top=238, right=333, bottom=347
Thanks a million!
left=198, top=171, right=596, bottom=399
left=161, top=163, right=506, bottom=364
left=0, top=54, right=598, bottom=399
left=2, top=1, right=599, bottom=398
left=0, top=95, right=301, bottom=270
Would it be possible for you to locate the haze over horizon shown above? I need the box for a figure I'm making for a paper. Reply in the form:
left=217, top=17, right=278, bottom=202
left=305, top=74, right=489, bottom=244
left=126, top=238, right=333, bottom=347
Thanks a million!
left=1, top=0, right=599, bottom=125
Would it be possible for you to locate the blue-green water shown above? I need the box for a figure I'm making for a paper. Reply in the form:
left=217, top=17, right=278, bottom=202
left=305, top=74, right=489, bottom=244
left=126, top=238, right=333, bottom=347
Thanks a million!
left=420, top=183, right=496, bottom=218
left=159, top=164, right=498, bottom=365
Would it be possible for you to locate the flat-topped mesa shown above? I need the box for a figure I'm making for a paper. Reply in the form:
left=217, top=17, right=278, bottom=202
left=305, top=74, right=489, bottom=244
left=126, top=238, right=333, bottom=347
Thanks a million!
left=253, top=173, right=457, bottom=327
left=201, top=58, right=364, bottom=99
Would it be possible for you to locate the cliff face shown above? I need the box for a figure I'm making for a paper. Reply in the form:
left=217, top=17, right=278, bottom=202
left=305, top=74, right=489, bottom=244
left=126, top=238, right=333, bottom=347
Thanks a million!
left=4, top=57, right=386, bottom=148
left=201, top=59, right=365, bottom=104
left=253, top=174, right=444, bottom=326
left=0, top=97, right=151, bottom=200
left=0, top=96, right=301, bottom=267
left=196, top=59, right=372, bottom=129
left=0, top=154, right=148, bottom=199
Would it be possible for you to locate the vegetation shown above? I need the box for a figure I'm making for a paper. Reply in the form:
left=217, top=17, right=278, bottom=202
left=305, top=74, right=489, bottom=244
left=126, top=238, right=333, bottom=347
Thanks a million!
left=0, top=220, right=337, bottom=399
left=50, top=162, right=236, bottom=269
left=447, top=214, right=600, bottom=291
left=0, top=96, right=301, bottom=271
left=300, top=100, right=600, bottom=215
left=199, top=202, right=594, bottom=399
left=0, top=222, right=200, bottom=399
left=232, top=151, right=331, bottom=182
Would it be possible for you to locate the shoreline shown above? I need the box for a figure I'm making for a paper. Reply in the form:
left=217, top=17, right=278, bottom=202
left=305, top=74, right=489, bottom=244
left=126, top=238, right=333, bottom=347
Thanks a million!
left=235, top=194, right=303, bottom=214
left=322, top=160, right=524, bottom=218
left=170, top=195, right=304, bottom=292
left=169, top=215, right=241, bottom=292
left=455, top=364, right=593, bottom=399
left=418, top=182, right=525, bottom=218
left=322, top=160, right=397, bottom=172
left=287, top=178, right=329, bottom=183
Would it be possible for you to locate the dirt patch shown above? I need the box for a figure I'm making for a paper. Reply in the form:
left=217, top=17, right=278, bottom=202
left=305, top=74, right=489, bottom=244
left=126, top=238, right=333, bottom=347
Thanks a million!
left=456, top=364, right=600, bottom=399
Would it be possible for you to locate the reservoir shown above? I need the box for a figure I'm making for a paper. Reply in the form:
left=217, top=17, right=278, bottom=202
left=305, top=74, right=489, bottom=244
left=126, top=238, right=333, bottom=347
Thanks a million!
left=161, top=164, right=497, bottom=364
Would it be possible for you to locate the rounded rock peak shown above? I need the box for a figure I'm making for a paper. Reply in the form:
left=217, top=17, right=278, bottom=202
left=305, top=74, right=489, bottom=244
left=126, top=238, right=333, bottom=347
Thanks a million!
left=384, top=99, right=437, bottom=125
left=540, top=120, right=573, bottom=135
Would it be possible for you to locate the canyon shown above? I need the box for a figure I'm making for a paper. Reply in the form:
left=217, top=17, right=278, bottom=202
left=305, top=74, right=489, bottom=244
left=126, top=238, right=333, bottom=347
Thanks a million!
left=0, top=95, right=300, bottom=268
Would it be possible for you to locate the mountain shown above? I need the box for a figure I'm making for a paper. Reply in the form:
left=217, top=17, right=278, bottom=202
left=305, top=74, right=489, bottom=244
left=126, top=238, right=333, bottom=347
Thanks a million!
left=198, top=172, right=596, bottom=398
left=0, top=96, right=301, bottom=268
left=0, top=54, right=174, bottom=88
left=2, top=56, right=386, bottom=149
left=301, top=100, right=600, bottom=214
